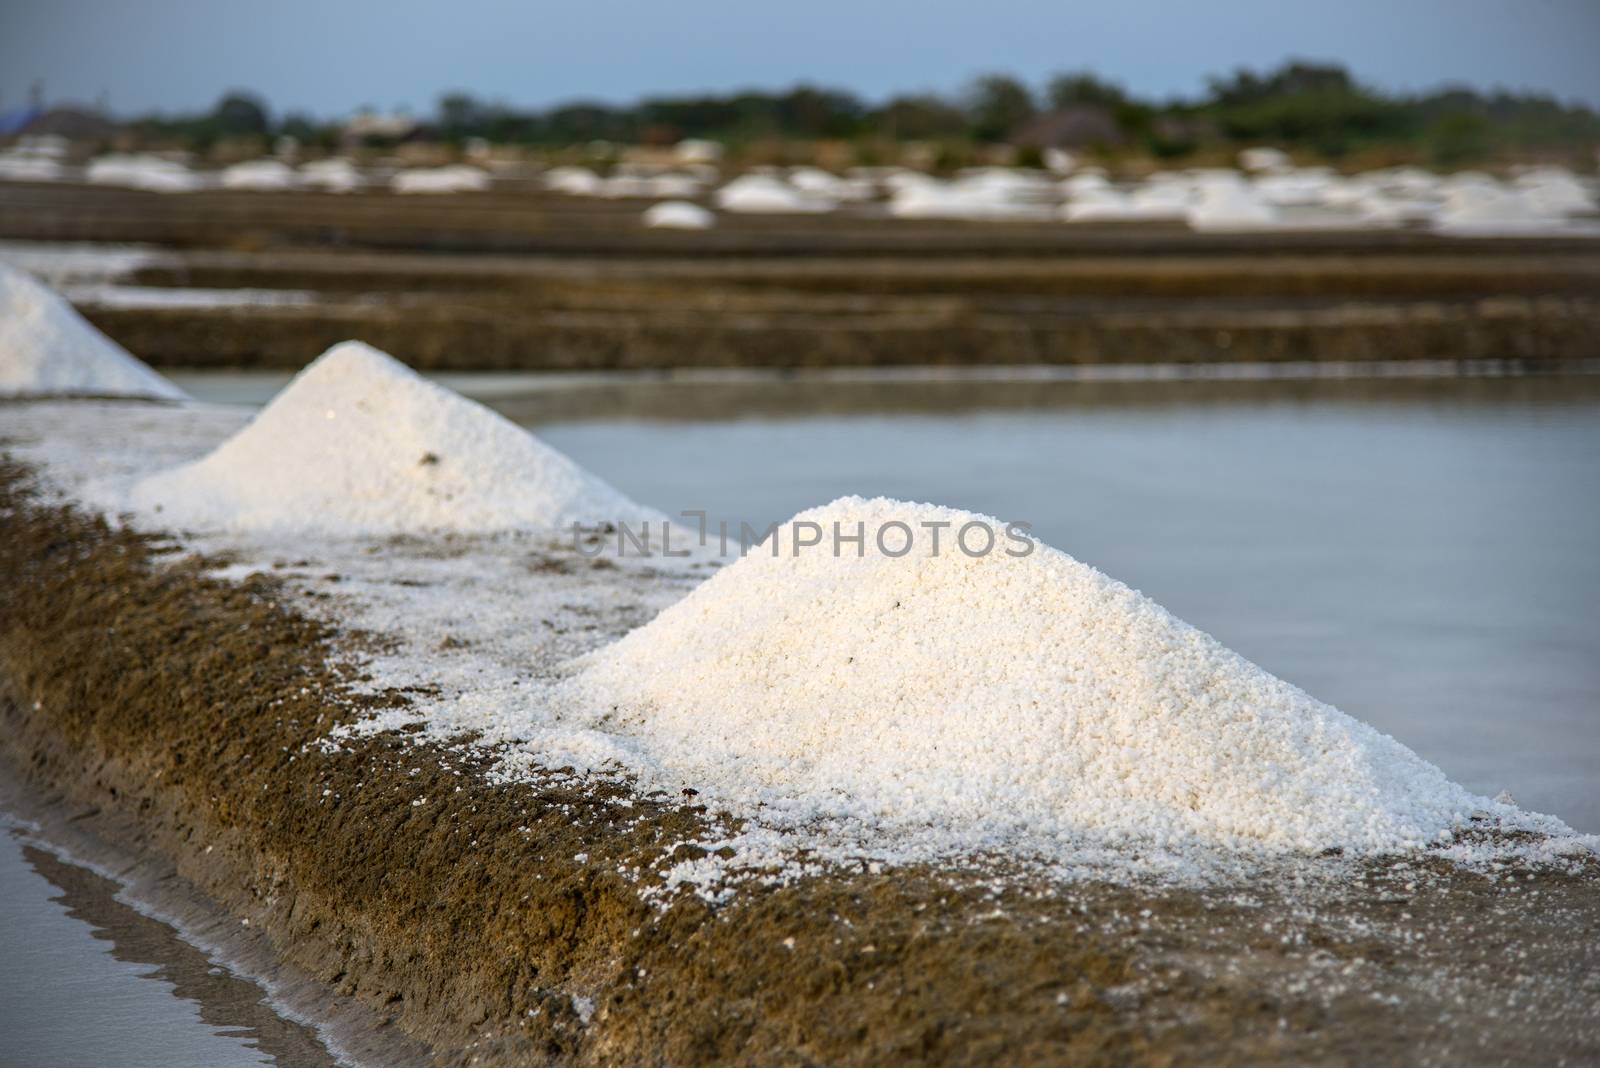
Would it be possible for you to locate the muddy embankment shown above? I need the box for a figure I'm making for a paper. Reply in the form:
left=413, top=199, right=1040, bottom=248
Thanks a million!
left=2, top=453, right=1599, bottom=1065
left=3, top=181, right=1598, bottom=371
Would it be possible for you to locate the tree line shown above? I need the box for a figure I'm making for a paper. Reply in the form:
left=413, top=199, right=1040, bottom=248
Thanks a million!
left=129, top=61, right=1600, bottom=166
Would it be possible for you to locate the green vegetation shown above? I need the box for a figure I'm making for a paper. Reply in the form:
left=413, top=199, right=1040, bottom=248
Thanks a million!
left=117, top=61, right=1600, bottom=166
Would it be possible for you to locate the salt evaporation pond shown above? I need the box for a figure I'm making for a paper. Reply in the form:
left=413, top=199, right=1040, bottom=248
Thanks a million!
left=168, top=368, right=1600, bottom=832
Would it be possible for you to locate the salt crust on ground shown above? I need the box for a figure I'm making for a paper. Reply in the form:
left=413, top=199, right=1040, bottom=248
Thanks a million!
left=127, top=341, right=660, bottom=535
left=3, top=401, right=1590, bottom=901
left=0, top=264, right=187, bottom=400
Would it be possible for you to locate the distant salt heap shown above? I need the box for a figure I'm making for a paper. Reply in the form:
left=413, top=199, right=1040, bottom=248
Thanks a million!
left=1187, top=177, right=1279, bottom=232
left=889, top=172, right=1054, bottom=222
left=543, top=166, right=603, bottom=196
left=643, top=201, right=715, bottom=230
left=1434, top=186, right=1572, bottom=236
left=391, top=165, right=490, bottom=195
left=129, top=341, right=658, bottom=535
left=86, top=154, right=206, bottom=194
left=568, top=496, right=1550, bottom=856
left=714, top=175, right=834, bottom=214
left=0, top=137, right=67, bottom=183
left=220, top=159, right=299, bottom=191
left=298, top=158, right=364, bottom=193
left=0, top=263, right=187, bottom=399
left=1061, top=185, right=1188, bottom=223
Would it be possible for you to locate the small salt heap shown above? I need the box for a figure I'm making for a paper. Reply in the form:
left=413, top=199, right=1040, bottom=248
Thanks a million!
left=714, top=175, right=834, bottom=215
left=1187, top=177, right=1279, bottom=231
left=220, top=159, right=299, bottom=191
left=298, top=158, right=364, bottom=193
left=643, top=201, right=716, bottom=230
left=129, top=341, right=658, bottom=535
left=543, top=166, right=603, bottom=196
left=391, top=165, right=490, bottom=195
left=0, top=263, right=187, bottom=399
left=86, top=154, right=206, bottom=194
left=1434, top=186, right=1572, bottom=236
left=567, top=496, right=1556, bottom=857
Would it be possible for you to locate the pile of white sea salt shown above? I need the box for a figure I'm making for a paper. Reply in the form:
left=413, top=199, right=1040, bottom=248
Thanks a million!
left=0, top=263, right=188, bottom=400
left=563, top=496, right=1569, bottom=860
left=128, top=340, right=659, bottom=535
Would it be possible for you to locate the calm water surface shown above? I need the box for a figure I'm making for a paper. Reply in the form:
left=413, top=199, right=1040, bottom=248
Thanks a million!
left=0, top=821, right=333, bottom=1067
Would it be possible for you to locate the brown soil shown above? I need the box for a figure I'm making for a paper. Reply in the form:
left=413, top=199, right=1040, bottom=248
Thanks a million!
left=1, top=455, right=1597, bottom=1066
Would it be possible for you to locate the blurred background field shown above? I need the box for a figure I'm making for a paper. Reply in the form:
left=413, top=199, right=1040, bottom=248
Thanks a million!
left=2, top=37, right=1599, bottom=372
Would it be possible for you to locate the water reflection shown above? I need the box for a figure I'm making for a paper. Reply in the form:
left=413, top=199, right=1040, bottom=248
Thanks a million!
left=0, top=827, right=333, bottom=1068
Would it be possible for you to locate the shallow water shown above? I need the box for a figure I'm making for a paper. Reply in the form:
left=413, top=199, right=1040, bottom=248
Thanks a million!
left=0, top=820, right=334, bottom=1068
left=159, top=368, right=1600, bottom=836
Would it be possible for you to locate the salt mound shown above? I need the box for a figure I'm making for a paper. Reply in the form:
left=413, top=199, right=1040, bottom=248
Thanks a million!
left=0, top=263, right=187, bottom=399
left=1061, top=187, right=1188, bottom=223
left=1434, top=188, right=1571, bottom=236
left=391, top=165, right=490, bottom=195
left=220, top=159, right=299, bottom=191
left=299, top=158, right=364, bottom=193
left=787, top=167, right=874, bottom=201
left=714, top=175, right=834, bottom=214
left=568, top=496, right=1541, bottom=856
left=888, top=176, right=1054, bottom=221
left=129, top=341, right=659, bottom=535
left=86, top=154, right=206, bottom=194
left=1187, top=178, right=1279, bottom=231
left=543, top=166, right=602, bottom=196
left=0, top=153, right=64, bottom=183
left=643, top=201, right=715, bottom=230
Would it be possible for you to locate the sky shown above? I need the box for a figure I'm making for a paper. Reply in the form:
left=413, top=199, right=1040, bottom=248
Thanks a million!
left=3, top=0, right=1599, bottom=119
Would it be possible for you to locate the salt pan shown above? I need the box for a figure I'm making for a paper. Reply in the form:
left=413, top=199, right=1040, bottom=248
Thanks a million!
left=128, top=341, right=658, bottom=535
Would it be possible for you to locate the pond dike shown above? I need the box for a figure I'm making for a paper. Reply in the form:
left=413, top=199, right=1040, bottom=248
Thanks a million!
left=2, top=457, right=1597, bottom=1066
